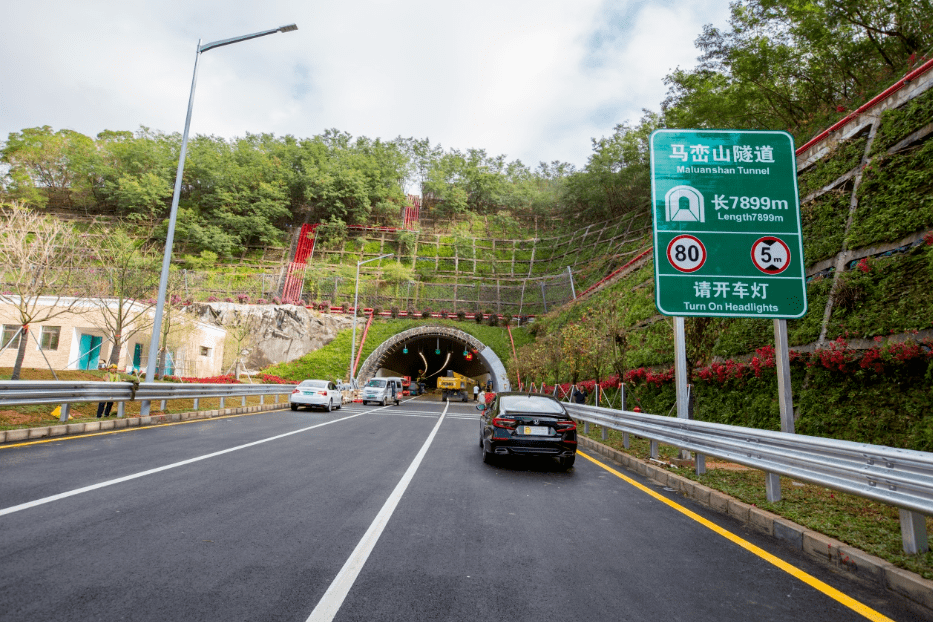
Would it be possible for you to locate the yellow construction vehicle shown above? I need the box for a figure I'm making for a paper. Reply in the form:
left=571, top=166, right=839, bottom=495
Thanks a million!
left=437, top=370, right=476, bottom=402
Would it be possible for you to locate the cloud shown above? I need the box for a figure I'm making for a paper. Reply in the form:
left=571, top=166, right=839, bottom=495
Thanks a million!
left=0, top=0, right=731, bottom=171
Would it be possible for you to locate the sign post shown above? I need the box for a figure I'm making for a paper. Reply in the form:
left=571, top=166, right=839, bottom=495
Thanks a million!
left=650, top=130, right=807, bottom=495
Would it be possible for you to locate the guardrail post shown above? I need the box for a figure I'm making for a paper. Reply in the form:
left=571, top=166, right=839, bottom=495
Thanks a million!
left=260, top=394, right=265, bottom=405
left=650, top=439, right=658, bottom=459
left=59, top=403, right=70, bottom=423
left=695, top=453, right=705, bottom=475
left=583, top=421, right=590, bottom=435
left=220, top=396, right=225, bottom=409
left=765, top=473, right=781, bottom=502
left=141, top=400, right=151, bottom=416
left=193, top=398, right=199, bottom=410
left=117, top=402, right=125, bottom=418
left=899, top=510, right=929, bottom=554
left=275, top=393, right=279, bottom=404
left=601, top=425, right=607, bottom=441
left=159, top=400, right=166, bottom=412
left=241, top=395, right=247, bottom=407
left=622, top=432, right=630, bottom=449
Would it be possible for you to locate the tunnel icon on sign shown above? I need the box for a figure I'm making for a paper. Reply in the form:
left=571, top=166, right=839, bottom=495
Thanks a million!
left=665, top=185, right=705, bottom=223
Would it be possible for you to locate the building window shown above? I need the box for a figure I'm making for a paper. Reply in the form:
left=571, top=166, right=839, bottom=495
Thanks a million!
left=2, top=325, right=22, bottom=350
left=200, top=346, right=212, bottom=357
left=40, top=326, right=61, bottom=351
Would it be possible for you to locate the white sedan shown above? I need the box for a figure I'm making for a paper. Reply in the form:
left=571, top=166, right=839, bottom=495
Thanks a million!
left=289, top=379, right=342, bottom=412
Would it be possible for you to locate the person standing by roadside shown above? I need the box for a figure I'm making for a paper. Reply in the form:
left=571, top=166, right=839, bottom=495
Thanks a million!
left=573, top=383, right=587, bottom=404
left=96, top=364, right=120, bottom=418
left=473, top=384, right=479, bottom=401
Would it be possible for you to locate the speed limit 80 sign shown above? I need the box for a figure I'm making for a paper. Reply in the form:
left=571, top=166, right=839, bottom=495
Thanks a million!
left=650, top=129, right=807, bottom=319
left=666, top=235, right=706, bottom=273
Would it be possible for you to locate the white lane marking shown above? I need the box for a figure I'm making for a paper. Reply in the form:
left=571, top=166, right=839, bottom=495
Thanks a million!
left=306, top=401, right=450, bottom=622
left=0, top=410, right=377, bottom=518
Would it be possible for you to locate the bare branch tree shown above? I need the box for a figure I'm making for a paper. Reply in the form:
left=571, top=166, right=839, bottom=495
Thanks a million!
left=84, top=225, right=160, bottom=366
left=0, top=202, right=97, bottom=379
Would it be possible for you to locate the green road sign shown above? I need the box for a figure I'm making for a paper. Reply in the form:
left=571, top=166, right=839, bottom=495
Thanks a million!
left=649, top=129, right=807, bottom=319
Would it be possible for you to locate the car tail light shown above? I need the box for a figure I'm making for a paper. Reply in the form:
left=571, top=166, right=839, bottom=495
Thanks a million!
left=317, top=391, right=327, bottom=395
left=492, top=417, right=517, bottom=429
left=554, top=421, right=577, bottom=432
left=291, top=389, right=300, bottom=394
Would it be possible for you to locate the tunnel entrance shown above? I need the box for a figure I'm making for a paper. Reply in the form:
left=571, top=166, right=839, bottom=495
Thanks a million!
left=355, top=325, right=511, bottom=392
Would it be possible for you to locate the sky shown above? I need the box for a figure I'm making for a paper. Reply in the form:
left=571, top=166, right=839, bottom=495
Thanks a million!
left=0, top=0, right=731, bottom=174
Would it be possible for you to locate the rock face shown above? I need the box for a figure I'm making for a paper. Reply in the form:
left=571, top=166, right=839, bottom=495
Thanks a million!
left=184, top=303, right=353, bottom=370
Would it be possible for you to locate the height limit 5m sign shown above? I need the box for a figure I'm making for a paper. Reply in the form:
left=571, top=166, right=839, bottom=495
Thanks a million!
left=649, top=129, right=807, bottom=319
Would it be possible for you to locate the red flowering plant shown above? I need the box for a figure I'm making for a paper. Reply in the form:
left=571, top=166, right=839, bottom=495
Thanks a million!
left=259, top=374, right=299, bottom=385
left=162, top=374, right=241, bottom=384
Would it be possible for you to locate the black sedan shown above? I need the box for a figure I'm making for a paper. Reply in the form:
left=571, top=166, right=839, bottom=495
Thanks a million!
left=478, top=392, right=577, bottom=469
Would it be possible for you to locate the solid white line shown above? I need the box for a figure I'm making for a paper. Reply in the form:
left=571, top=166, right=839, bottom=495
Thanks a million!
left=0, top=411, right=375, bottom=518
left=306, top=400, right=450, bottom=622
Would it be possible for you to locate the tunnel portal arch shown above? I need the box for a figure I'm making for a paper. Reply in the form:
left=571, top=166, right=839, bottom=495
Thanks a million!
left=356, top=325, right=511, bottom=392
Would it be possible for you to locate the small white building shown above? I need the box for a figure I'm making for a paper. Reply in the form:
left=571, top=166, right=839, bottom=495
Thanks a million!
left=0, top=296, right=226, bottom=377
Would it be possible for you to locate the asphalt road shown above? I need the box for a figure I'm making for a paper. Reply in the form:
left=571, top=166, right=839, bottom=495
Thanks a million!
left=0, top=397, right=929, bottom=622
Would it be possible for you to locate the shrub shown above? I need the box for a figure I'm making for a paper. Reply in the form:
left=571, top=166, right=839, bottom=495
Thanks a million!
left=390, top=306, right=400, bottom=318
left=272, top=295, right=282, bottom=305
left=502, top=313, right=513, bottom=325
left=257, top=298, right=267, bottom=304
left=340, top=302, right=349, bottom=313
left=207, top=295, right=218, bottom=302
left=224, top=297, right=234, bottom=303
left=407, top=308, right=416, bottom=318
left=457, top=310, right=467, bottom=321
left=237, top=294, right=249, bottom=304
left=421, top=308, right=432, bottom=319
left=487, top=313, right=499, bottom=326
left=439, top=309, right=450, bottom=318
left=475, top=310, right=484, bottom=323
left=372, top=307, right=383, bottom=316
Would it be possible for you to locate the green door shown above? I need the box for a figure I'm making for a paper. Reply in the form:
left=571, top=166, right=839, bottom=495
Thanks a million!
left=78, top=334, right=103, bottom=370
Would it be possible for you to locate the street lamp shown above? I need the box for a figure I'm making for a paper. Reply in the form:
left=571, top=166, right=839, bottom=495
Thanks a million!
left=141, top=24, right=297, bottom=415
left=350, top=253, right=393, bottom=384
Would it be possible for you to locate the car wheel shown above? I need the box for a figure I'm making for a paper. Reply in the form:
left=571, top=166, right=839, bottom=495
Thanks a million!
left=381, top=396, right=387, bottom=406
left=290, top=403, right=298, bottom=411
left=559, top=455, right=576, bottom=469
left=327, top=399, right=334, bottom=412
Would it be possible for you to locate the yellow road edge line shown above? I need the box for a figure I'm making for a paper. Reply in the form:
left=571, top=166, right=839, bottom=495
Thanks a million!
left=0, top=408, right=289, bottom=450
left=577, top=450, right=895, bottom=622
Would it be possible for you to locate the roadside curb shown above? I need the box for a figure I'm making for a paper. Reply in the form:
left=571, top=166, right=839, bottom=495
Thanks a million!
left=578, top=435, right=933, bottom=612
left=0, top=403, right=285, bottom=445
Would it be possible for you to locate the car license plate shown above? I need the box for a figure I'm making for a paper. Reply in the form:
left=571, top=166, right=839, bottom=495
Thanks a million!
left=522, top=426, right=549, bottom=436
left=302, top=391, right=314, bottom=395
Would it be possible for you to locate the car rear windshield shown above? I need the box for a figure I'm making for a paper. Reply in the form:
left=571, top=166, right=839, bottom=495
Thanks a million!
left=300, top=380, right=328, bottom=388
left=366, top=379, right=386, bottom=388
left=499, top=395, right=565, bottom=415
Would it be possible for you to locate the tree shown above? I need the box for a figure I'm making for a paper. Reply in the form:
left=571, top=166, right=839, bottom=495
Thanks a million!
left=1, top=126, right=98, bottom=208
left=0, top=202, right=94, bottom=379
left=85, top=226, right=160, bottom=366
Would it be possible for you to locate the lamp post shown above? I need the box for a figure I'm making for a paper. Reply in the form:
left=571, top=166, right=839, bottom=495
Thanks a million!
left=141, top=24, right=297, bottom=415
left=350, top=253, right=393, bottom=384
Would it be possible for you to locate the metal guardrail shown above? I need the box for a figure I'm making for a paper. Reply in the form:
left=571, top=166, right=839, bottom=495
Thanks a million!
left=565, top=403, right=933, bottom=554
left=0, top=381, right=294, bottom=407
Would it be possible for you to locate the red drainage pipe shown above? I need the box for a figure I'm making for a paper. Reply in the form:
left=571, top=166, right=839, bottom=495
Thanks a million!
left=577, top=247, right=654, bottom=300
left=796, top=57, right=933, bottom=156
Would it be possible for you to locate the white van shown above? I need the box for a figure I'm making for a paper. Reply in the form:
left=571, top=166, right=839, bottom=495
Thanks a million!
left=361, top=377, right=403, bottom=406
